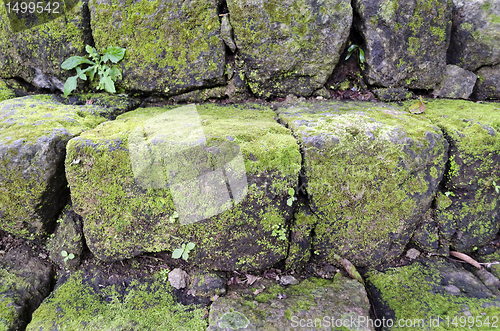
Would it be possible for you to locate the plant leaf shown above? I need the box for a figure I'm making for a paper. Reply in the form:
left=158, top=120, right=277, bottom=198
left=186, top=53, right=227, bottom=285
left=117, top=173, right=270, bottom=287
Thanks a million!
left=182, top=250, right=190, bottom=261
left=100, top=76, right=116, bottom=93
left=347, top=44, right=357, bottom=52
left=86, top=45, right=100, bottom=62
left=186, top=242, right=195, bottom=250
left=358, top=49, right=365, bottom=63
left=287, top=198, right=293, bottom=206
left=61, top=250, right=68, bottom=257
left=76, top=67, right=88, bottom=81
left=102, top=46, right=126, bottom=63
left=172, top=211, right=179, bottom=219
left=172, top=248, right=183, bottom=259
left=288, top=188, right=295, bottom=196
left=63, top=76, right=78, bottom=97
left=88, top=66, right=97, bottom=81
left=68, top=253, right=75, bottom=260
left=109, top=66, right=122, bottom=81
left=61, top=56, right=94, bottom=70
left=345, top=53, right=352, bottom=61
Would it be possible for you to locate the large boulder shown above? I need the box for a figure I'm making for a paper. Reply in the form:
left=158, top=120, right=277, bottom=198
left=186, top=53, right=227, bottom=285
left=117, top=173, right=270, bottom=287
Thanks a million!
left=422, top=99, right=500, bottom=252
left=366, top=258, right=500, bottom=329
left=447, top=0, right=500, bottom=72
left=0, top=245, right=54, bottom=331
left=89, top=0, right=226, bottom=95
left=208, top=276, right=373, bottom=331
left=0, top=96, right=111, bottom=239
left=0, top=1, right=91, bottom=91
left=226, top=0, right=352, bottom=98
left=473, top=65, right=500, bottom=100
left=433, top=64, right=477, bottom=99
left=65, top=104, right=301, bottom=271
left=355, top=0, right=453, bottom=89
left=278, top=101, right=448, bottom=267
left=26, top=268, right=208, bottom=330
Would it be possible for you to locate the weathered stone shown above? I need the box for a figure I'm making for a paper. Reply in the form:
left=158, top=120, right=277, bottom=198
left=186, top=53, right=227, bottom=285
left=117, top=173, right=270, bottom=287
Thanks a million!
left=473, top=65, right=500, bottom=100
left=355, top=0, right=453, bottom=89
left=433, top=65, right=477, bottom=99
left=0, top=1, right=91, bottom=90
left=220, top=15, right=237, bottom=53
left=373, top=87, right=413, bottom=101
left=65, top=104, right=301, bottom=271
left=47, top=206, right=84, bottom=270
left=280, top=275, right=299, bottom=286
left=406, top=248, right=421, bottom=260
left=0, top=245, right=54, bottom=331
left=89, top=0, right=226, bottom=95
left=447, top=0, right=500, bottom=71
left=366, top=258, right=500, bottom=327
left=169, top=268, right=189, bottom=289
left=226, top=0, right=352, bottom=98
left=278, top=101, right=448, bottom=267
left=424, top=100, right=500, bottom=252
left=189, top=270, right=226, bottom=297
left=410, top=211, right=444, bottom=253
left=26, top=268, right=208, bottom=330
left=0, top=96, right=108, bottom=239
left=207, top=276, right=373, bottom=331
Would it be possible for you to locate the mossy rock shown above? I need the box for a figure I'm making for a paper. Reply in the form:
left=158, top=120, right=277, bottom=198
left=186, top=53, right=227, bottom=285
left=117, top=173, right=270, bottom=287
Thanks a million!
left=89, top=0, right=225, bottom=95
left=285, top=204, right=315, bottom=269
left=26, top=268, right=207, bottom=330
left=366, top=257, right=500, bottom=330
left=0, top=80, right=15, bottom=102
left=433, top=65, right=477, bottom=99
left=0, top=245, right=54, bottom=331
left=207, top=275, right=372, bottom=331
left=355, top=0, right=452, bottom=89
left=0, top=95, right=110, bottom=239
left=447, top=0, right=500, bottom=71
left=473, top=65, right=500, bottom=101
left=278, top=100, right=448, bottom=267
left=65, top=104, right=301, bottom=271
left=226, top=0, right=352, bottom=98
left=417, top=99, right=500, bottom=252
left=0, top=1, right=90, bottom=90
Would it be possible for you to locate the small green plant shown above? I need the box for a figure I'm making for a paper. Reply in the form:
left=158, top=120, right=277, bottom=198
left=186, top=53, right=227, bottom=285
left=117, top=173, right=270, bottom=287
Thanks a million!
left=345, top=44, right=365, bottom=65
left=444, top=191, right=455, bottom=197
left=492, top=181, right=500, bottom=193
left=157, top=268, right=170, bottom=282
left=169, top=211, right=179, bottom=223
left=172, top=242, right=195, bottom=261
left=271, top=224, right=287, bottom=241
left=61, top=45, right=126, bottom=97
left=287, top=188, right=297, bottom=206
left=61, top=250, right=75, bottom=262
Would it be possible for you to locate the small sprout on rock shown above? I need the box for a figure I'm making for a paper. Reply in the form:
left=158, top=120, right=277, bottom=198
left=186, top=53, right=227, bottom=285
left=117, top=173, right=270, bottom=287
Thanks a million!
left=492, top=181, right=500, bottom=194
left=169, top=211, right=179, bottom=223
left=172, top=242, right=195, bottom=261
left=287, top=188, right=297, bottom=206
left=61, top=250, right=75, bottom=262
left=444, top=191, right=455, bottom=197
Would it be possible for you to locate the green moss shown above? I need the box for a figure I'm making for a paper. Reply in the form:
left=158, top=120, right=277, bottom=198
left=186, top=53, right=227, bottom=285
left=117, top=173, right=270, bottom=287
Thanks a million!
left=0, top=80, right=15, bottom=102
left=367, top=260, right=500, bottom=330
left=26, top=271, right=207, bottom=330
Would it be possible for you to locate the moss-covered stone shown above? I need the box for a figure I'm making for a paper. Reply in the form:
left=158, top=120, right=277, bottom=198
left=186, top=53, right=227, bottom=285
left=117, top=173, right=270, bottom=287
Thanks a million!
left=0, top=1, right=90, bottom=90
left=473, top=65, right=500, bottom=100
left=417, top=99, right=500, bottom=252
left=355, top=0, right=453, bottom=89
left=26, top=269, right=207, bottom=330
left=0, top=80, right=15, bottom=102
left=226, top=0, right=352, bottom=98
left=88, top=0, right=225, bottom=95
left=447, top=0, right=500, bottom=71
left=285, top=204, right=316, bottom=269
left=65, top=103, right=301, bottom=271
left=0, top=245, right=54, bottom=331
left=433, top=64, right=477, bottom=99
left=366, top=257, right=500, bottom=330
left=373, top=87, right=413, bottom=101
left=207, top=275, right=373, bottom=331
left=0, top=96, right=109, bottom=239
left=278, top=100, right=448, bottom=267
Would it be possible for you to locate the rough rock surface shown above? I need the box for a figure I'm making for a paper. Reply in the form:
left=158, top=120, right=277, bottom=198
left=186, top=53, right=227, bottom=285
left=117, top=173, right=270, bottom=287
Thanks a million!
left=0, top=96, right=110, bottom=239
left=26, top=268, right=207, bottom=330
left=89, top=0, right=226, bottom=95
left=355, top=0, right=453, bottom=89
left=189, top=270, right=227, bottom=297
left=473, top=65, right=500, bottom=100
left=207, top=276, right=373, bottom=331
left=0, top=1, right=91, bottom=90
left=279, top=101, right=448, bottom=267
left=423, top=100, right=500, bottom=252
left=65, top=104, right=301, bottom=271
left=433, top=64, right=477, bottom=99
left=373, top=87, right=413, bottom=101
left=168, top=268, right=189, bottom=290
left=227, top=0, right=352, bottom=97
left=0, top=246, right=54, bottom=331
left=447, top=0, right=500, bottom=72
left=367, top=257, right=500, bottom=328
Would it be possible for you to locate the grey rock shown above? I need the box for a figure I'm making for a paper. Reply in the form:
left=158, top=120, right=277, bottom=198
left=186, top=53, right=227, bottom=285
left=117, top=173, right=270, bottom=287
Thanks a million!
left=227, top=0, right=352, bottom=97
left=373, top=88, right=413, bottom=101
left=168, top=268, right=189, bottom=289
left=220, top=15, right=237, bottom=53
left=189, top=270, right=227, bottom=297
left=448, top=0, right=500, bottom=71
left=355, top=0, right=453, bottom=89
left=280, top=275, right=299, bottom=286
left=0, top=245, right=54, bottom=331
left=433, top=65, right=477, bottom=99
left=473, top=65, right=500, bottom=100
left=406, top=248, right=421, bottom=260
left=208, top=276, right=373, bottom=331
